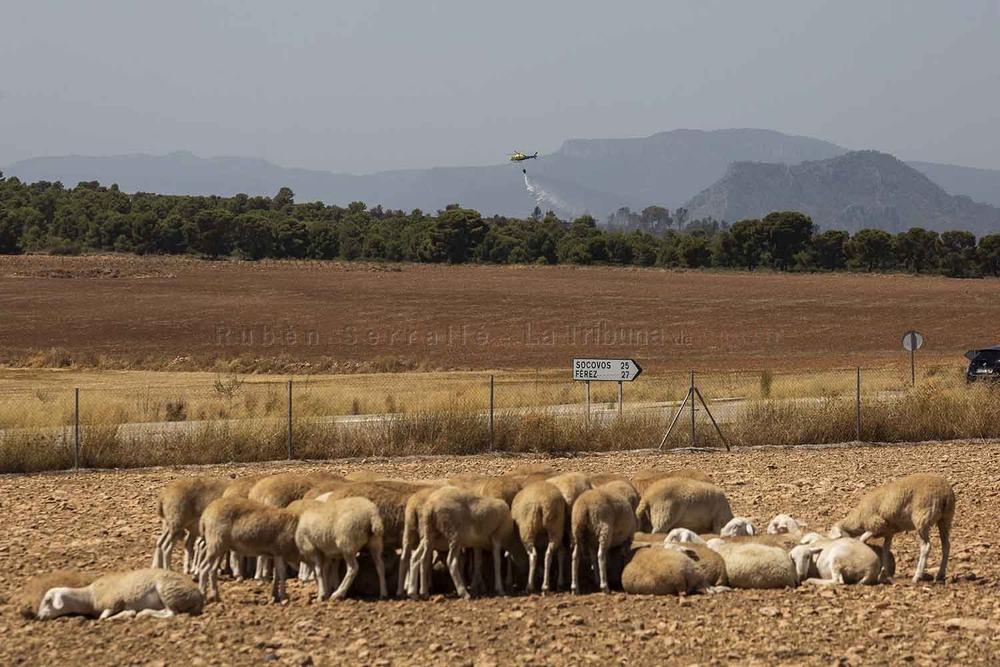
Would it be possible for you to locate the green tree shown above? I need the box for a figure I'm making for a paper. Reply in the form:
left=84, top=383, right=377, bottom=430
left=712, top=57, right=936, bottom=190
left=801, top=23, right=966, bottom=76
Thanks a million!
left=809, top=230, right=849, bottom=270
left=893, top=227, right=939, bottom=273
left=846, top=228, right=894, bottom=272
left=978, top=235, right=1000, bottom=277
left=761, top=211, right=813, bottom=270
left=937, top=230, right=978, bottom=278
left=194, top=208, right=235, bottom=258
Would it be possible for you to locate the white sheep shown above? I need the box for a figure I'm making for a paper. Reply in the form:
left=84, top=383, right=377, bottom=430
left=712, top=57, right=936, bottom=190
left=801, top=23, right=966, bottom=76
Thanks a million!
left=398, top=485, right=444, bottom=597
left=152, top=476, right=229, bottom=573
left=663, top=528, right=706, bottom=545
left=829, top=473, right=955, bottom=583
left=37, top=569, right=203, bottom=620
left=197, top=497, right=301, bottom=602
left=510, top=481, right=567, bottom=593
left=766, top=513, right=808, bottom=538
left=408, top=486, right=514, bottom=599
left=570, top=480, right=639, bottom=594
left=621, top=545, right=707, bottom=595
left=789, top=537, right=881, bottom=586
left=635, top=477, right=734, bottom=534
left=295, top=497, right=387, bottom=601
left=720, top=516, right=757, bottom=537
left=706, top=538, right=798, bottom=589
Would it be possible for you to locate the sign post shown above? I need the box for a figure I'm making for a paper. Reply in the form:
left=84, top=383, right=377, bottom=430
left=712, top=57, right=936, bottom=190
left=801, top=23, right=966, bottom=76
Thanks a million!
left=573, top=358, right=642, bottom=423
left=902, top=330, right=924, bottom=387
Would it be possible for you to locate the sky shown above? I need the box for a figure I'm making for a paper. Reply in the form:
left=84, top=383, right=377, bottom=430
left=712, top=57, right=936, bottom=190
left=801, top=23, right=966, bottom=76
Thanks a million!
left=1, top=0, right=998, bottom=174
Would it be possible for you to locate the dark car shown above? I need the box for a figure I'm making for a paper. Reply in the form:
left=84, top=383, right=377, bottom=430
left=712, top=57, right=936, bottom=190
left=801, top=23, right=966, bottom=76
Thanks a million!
left=965, top=346, right=1000, bottom=382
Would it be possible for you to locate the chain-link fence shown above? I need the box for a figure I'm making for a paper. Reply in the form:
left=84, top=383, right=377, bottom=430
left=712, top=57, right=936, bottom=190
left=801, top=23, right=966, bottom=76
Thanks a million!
left=2, top=363, right=998, bottom=473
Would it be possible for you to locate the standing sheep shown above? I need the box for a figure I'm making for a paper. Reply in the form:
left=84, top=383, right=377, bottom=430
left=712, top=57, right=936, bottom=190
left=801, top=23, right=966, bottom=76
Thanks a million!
left=631, top=468, right=713, bottom=496
left=830, top=473, right=954, bottom=583
left=37, top=569, right=203, bottom=620
left=510, top=481, right=566, bottom=593
left=570, top=481, right=639, bottom=594
left=295, top=497, right=387, bottom=601
left=152, top=476, right=230, bottom=573
left=636, top=477, right=734, bottom=534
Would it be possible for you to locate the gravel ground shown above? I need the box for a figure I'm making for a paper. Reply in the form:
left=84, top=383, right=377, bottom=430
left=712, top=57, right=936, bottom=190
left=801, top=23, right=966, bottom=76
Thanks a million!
left=2, top=441, right=999, bottom=666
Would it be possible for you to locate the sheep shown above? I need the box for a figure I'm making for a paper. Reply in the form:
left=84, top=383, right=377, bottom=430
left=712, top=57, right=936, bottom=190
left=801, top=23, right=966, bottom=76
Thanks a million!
left=215, top=474, right=268, bottom=577
left=152, top=476, right=229, bottom=573
left=662, top=542, right=728, bottom=586
left=510, top=481, right=566, bottom=593
left=398, top=485, right=444, bottom=597
left=16, top=571, right=98, bottom=619
left=789, top=537, right=880, bottom=586
left=320, top=481, right=425, bottom=553
left=767, top=513, right=808, bottom=538
left=470, top=475, right=524, bottom=508
left=303, top=479, right=350, bottom=500
left=635, top=477, right=733, bottom=534
left=36, top=569, right=203, bottom=620
left=829, top=473, right=955, bottom=583
left=408, top=486, right=514, bottom=599
left=295, top=497, right=387, bottom=601
left=631, top=468, right=713, bottom=496
left=720, top=516, right=757, bottom=537
left=621, top=545, right=707, bottom=595
left=507, top=464, right=559, bottom=484
left=197, top=497, right=301, bottom=602
left=708, top=533, right=800, bottom=552
left=664, top=528, right=706, bottom=545
left=570, top=480, right=639, bottom=594
left=221, top=474, right=268, bottom=499
left=706, top=538, right=798, bottom=589
left=547, top=472, right=594, bottom=509
left=588, top=472, right=630, bottom=487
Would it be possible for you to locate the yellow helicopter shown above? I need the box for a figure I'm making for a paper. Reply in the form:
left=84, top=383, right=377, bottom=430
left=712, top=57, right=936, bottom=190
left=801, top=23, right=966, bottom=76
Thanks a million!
left=507, top=151, right=538, bottom=162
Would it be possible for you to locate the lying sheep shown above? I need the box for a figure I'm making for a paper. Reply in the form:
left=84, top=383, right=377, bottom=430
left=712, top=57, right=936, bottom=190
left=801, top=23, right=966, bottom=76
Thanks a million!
left=664, top=528, right=706, bottom=545
left=767, top=513, right=808, bottom=538
left=706, top=538, right=798, bottom=589
left=37, top=569, right=203, bottom=620
left=709, top=533, right=800, bottom=552
left=720, top=517, right=757, bottom=538
left=152, top=476, right=229, bottom=573
left=197, top=498, right=301, bottom=602
left=662, top=541, right=728, bottom=586
left=621, top=545, right=707, bottom=595
left=789, top=537, right=880, bottom=586
left=16, top=571, right=99, bottom=619
left=295, top=497, right=387, bottom=601
left=510, top=481, right=566, bottom=593
left=636, top=478, right=733, bottom=534
left=830, top=473, right=955, bottom=583
left=408, top=486, right=514, bottom=599
left=570, top=481, right=639, bottom=594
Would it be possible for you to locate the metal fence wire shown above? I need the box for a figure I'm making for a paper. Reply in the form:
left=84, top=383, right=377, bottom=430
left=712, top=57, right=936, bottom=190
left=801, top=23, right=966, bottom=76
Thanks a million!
left=1, top=363, right=997, bottom=473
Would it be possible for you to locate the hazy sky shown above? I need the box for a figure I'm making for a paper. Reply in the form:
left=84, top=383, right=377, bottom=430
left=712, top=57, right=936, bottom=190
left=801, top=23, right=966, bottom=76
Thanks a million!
left=2, top=1, right=998, bottom=173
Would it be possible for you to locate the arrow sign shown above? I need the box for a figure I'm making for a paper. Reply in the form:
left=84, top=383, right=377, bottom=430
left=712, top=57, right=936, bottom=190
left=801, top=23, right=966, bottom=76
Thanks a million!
left=573, top=358, right=643, bottom=382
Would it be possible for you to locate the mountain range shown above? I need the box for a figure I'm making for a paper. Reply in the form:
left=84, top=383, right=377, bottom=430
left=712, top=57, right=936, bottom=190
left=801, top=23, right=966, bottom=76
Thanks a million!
left=5, top=129, right=1000, bottom=233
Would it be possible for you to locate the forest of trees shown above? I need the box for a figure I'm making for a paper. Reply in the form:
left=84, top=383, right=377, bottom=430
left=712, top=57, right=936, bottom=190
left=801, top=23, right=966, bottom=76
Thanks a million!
left=2, top=173, right=999, bottom=278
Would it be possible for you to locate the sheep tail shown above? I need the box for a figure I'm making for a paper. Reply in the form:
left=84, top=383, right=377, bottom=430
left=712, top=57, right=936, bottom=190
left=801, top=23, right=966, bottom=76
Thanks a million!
left=635, top=498, right=648, bottom=531
left=371, top=511, right=385, bottom=541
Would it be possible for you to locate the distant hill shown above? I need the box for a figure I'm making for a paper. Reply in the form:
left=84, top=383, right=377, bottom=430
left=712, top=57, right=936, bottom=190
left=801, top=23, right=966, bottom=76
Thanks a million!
left=5, top=129, right=999, bottom=221
left=683, top=150, right=1000, bottom=235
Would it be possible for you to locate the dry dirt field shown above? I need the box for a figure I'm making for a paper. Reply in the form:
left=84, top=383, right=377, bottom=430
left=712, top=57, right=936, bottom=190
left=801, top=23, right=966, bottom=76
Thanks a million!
left=2, top=441, right=998, bottom=666
left=1, top=254, right=996, bottom=373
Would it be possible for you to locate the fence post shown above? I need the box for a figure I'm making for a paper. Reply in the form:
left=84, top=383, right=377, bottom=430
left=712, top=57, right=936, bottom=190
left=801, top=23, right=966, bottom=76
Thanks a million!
left=855, top=367, right=861, bottom=441
left=585, top=380, right=591, bottom=425
left=74, top=388, right=80, bottom=470
left=489, top=374, right=495, bottom=452
left=618, top=380, right=623, bottom=418
left=689, top=370, right=696, bottom=447
left=287, top=379, right=293, bottom=460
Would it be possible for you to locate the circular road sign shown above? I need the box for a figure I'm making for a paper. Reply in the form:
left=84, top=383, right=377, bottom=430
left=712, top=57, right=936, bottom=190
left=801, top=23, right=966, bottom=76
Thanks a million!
left=902, top=330, right=924, bottom=352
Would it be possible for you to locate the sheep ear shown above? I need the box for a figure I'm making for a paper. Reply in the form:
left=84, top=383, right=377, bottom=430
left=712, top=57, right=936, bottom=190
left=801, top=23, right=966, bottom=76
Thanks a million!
left=748, top=524, right=757, bottom=536
left=809, top=546, right=823, bottom=555
left=52, top=592, right=64, bottom=610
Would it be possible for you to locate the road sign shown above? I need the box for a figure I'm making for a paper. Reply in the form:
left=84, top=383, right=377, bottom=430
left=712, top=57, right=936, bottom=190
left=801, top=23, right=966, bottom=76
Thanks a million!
left=573, top=358, right=642, bottom=382
left=902, top=331, right=924, bottom=352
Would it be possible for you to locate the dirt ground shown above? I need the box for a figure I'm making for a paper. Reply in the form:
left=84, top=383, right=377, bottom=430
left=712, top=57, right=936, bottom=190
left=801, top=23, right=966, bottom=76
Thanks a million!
left=1, top=441, right=998, bottom=666
left=1, top=254, right=996, bottom=373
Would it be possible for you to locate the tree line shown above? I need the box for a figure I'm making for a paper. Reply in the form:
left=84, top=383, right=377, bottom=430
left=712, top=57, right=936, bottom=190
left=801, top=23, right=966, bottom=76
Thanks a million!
left=1, top=174, right=998, bottom=277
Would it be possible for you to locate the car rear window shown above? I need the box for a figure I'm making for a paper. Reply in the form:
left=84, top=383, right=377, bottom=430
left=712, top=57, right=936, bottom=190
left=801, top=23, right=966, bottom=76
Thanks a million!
left=972, top=350, right=1000, bottom=363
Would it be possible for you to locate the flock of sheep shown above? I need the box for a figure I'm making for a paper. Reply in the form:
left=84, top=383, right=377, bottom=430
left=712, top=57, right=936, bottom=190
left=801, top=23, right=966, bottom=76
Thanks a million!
left=25, top=465, right=955, bottom=621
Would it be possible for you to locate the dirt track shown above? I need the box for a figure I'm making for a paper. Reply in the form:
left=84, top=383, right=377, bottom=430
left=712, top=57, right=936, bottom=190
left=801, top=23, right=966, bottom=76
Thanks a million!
left=2, top=441, right=999, bottom=666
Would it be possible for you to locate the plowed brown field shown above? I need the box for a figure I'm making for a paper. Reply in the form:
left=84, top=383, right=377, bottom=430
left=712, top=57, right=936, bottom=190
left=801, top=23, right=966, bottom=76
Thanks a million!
left=2, top=441, right=998, bottom=666
left=1, top=255, right=996, bottom=373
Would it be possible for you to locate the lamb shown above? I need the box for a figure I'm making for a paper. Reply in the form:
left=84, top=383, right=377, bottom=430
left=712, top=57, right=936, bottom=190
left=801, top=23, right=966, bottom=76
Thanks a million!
left=631, top=468, right=713, bottom=496
left=789, top=537, right=880, bottom=586
left=36, top=569, right=203, bottom=620
left=510, top=481, right=567, bottom=593
left=570, top=480, right=639, bottom=594
left=152, top=476, right=229, bottom=573
left=408, top=486, right=514, bottom=599
left=295, top=497, right=387, bottom=601
left=635, top=477, right=734, bottom=534
left=720, top=516, right=757, bottom=537
left=197, top=497, right=301, bottom=602
left=621, top=545, right=707, bottom=595
left=829, top=473, right=955, bottom=583
left=16, top=571, right=98, bottom=619
left=706, top=538, right=798, bottom=589
left=766, top=513, right=808, bottom=538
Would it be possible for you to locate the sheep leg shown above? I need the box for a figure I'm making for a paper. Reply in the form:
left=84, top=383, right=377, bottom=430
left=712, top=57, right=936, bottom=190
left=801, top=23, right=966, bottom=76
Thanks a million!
left=161, top=531, right=175, bottom=571
left=136, top=608, right=176, bottom=619
left=255, top=556, right=269, bottom=582
left=558, top=549, right=567, bottom=591
left=505, top=553, right=514, bottom=591
left=447, top=544, right=471, bottom=600
left=597, top=540, right=609, bottom=593
left=330, top=553, right=360, bottom=600
left=936, top=520, right=951, bottom=582
left=298, top=561, right=313, bottom=583
left=153, top=527, right=170, bottom=569
left=913, top=527, right=932, bottom=583
left=101, top=609, right=138, bottom=621
left=371, top=545, right=388, bottom=599
left=471, top=549, right=484, bottom=595
left=879, top=534, right=894, bottom=583
left=418, top=542, right=433, bottom=598
left=525, top=544, right=538, bottom=593
left=398, top=543, right=412, bottom=597
left=590, top=547, right=600, bottom=587
left=541, top=542, right=556, bottom=593
left=231, top=552, right=243, bottom=580
left=271, top=556, right=287, bottom=602
left=182, top=531, right=197, bottom=575
left=570, top=543, right=580, bottom=594
left=313, top=555, right=329, bottom=601
left=493, top=537, right=505, bottom=596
